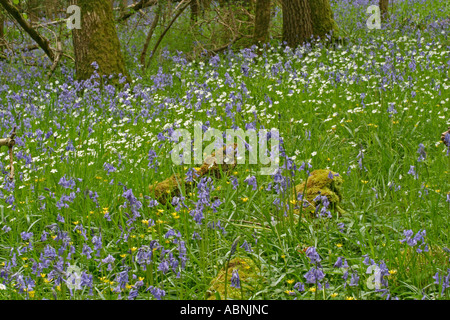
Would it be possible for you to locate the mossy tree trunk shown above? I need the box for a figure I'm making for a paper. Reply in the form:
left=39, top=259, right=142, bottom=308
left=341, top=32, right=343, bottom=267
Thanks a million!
left=379, top=0, right=389, bottom=21
left=307, top=0, right=337, bottom=39
left=254, top=0, right=271, bottom=45
left=71, top=0, right=130, bottom=83
left=0, top=12, right=4, bottom=53
left=282, top=0, right=313, bottom=48
left=190, top=0, right=199, bottom=23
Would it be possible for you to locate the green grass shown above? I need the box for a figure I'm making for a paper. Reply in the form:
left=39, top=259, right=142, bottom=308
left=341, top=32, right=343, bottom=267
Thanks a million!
left=0, top=0, right=449, bottom=300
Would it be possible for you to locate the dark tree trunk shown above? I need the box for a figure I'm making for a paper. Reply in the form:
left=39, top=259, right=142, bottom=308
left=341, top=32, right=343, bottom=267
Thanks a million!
left=379, top=0, right=389, bottom=21
left=254, top=0, right=271, bottom=45
left=282, top=0, right=313, bottom=48
left=71, top=0, right=130, bottom=82
left=190, top=0, right=199, bottom=23
left=0, top=13, right=4, bottom=53
left=307, top=0, right=337, bottom=39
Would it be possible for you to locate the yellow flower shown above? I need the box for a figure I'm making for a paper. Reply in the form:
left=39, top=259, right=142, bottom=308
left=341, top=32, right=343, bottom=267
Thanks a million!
left=131, top=247, right=137, bottom=252
left=142, top=219, right=148, bottom=224
left=361, top=180, right=368, bottom=184
left=309, top=287, right=316, bottom=292
left=241, top=197, right=249, bottom=202
left=138, top=277, right=145, bottom=281
left=389, top=270, right=397, bottom=275
left=285, top=290, right=295, bottom=295
left=56, top=285, right=61, bottom=291
left=287, top=279, right=295, bottom=285
left=331, top=293, right=338, bottom=298
left=281, top=255, right=286, bottom=259
left=336, top=243, right=343, bottom=248
left=28, top=291, right=35, bottom=298
left=120, top=254, right=127, bottom=258
left=346, top=296, right=356, bottom=300
left=73, top=221, right=79, bottom=225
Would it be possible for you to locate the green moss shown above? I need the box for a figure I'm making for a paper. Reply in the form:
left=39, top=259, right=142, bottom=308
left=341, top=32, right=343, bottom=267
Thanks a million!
left=307, top=0, right=339, bottom=39
left=149, top=144, right=237, bottom=205
left=207, top=257, right=263, bottom=300
left=294, top=169, right=345, bottom=216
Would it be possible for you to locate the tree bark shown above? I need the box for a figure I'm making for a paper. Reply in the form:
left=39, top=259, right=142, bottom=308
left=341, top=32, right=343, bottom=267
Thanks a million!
left=379, top=0, right=389, bottom=21
left=71, top=0, right=130, bottom=82
left=307, top=0, right=337, bottom=39
left=282, top=0, right=313, bottom=48
left=0, top=12, right=4, bottom=52
left=190, top=0, right=199, bottom=23
left=254, top=0, right=270, bottom=45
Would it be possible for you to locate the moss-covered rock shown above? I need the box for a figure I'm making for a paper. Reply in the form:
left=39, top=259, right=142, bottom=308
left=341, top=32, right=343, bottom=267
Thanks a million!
left=294, top=169, right=345, bottom=216
left=207, top=257, right=263, bottom=300
left=149, top=144, right=237, bottom=205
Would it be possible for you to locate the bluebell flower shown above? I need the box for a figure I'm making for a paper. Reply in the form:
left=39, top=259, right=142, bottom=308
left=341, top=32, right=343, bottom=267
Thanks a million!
left=304, top=267, right=325, bottom=284
left=293, top=282, right=305, bottom=292
left=146, top=286, right=166, bottom=300
left=230, top=269, right=240, bottom=289
left=240, top=240, right=253, bottom=253
left=417, top=144, right=426, bottom=162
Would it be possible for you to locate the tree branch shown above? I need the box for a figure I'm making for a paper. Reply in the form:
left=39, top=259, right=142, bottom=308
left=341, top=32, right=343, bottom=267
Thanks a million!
left=117, top=0, right=158, bottom=22
left=145, top=0, right=192, bottom=68
left=0, top=0, right=55, bottom=61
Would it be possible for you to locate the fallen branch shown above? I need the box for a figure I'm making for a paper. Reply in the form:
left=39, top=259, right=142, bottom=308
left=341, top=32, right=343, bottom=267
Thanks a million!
left=0, top=126, right=16, bottom=180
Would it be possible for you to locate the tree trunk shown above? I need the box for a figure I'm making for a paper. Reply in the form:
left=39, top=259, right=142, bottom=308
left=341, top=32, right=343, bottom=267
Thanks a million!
left=379, top=0, right=389, bottom=21
left=282, top=0, right=313, bottom=48
left=71, top=0, right=130, bottom=83
left=0, top=13, right=4, bottom=53
left=254, top=0, right=271, bottom=45
left=190, top=0, right=199, bottom=23
left=307, top=0, right=337, bottom=39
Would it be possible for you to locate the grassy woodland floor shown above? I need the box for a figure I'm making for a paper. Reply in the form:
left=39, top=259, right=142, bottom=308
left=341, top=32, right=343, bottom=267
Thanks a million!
left=0, top=0, right=449, bottom=300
